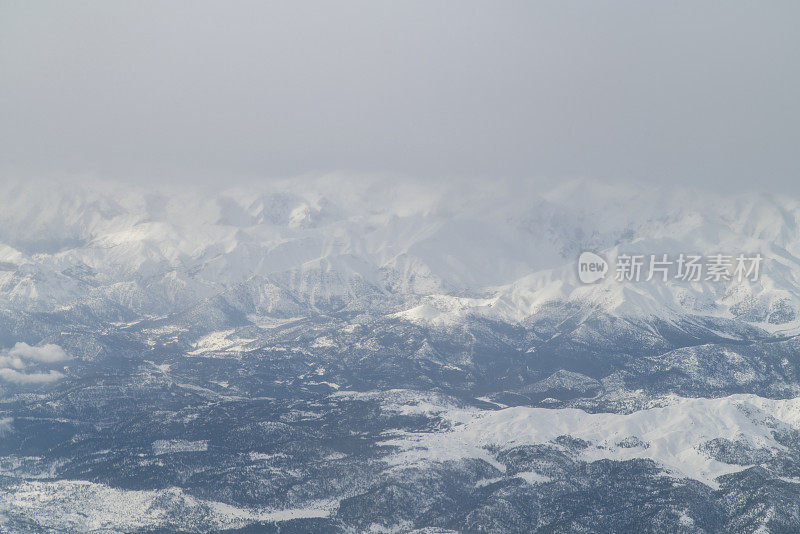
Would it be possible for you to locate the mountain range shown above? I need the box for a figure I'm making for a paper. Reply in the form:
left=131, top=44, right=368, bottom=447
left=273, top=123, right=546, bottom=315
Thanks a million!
left=2, top=178, right=800, bottom=532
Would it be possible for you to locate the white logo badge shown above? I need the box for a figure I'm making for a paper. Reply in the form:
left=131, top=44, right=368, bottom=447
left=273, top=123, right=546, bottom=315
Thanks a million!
left=578, top=251, right=608, bottom=284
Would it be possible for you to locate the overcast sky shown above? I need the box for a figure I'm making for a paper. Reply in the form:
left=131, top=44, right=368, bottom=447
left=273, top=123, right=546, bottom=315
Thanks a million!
left=1, top=1, right=798, bottom=192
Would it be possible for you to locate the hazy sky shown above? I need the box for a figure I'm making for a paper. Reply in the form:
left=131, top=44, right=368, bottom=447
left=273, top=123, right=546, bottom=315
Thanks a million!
left=1, top=1, right=798, bottom=192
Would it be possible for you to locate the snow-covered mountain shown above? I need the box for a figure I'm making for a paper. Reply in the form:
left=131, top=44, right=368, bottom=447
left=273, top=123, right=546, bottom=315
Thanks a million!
left=2, top=177, right=799, bottom=333
left=5, top=177, right=800, bottom=532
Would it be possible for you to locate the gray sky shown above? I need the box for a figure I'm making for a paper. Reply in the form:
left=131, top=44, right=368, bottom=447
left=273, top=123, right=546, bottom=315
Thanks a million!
left=1, top=1, right=798, bottom=192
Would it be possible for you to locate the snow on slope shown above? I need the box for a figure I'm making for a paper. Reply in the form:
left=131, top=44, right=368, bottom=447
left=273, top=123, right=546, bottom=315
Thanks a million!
left=2, top=177, right=800, bottom=331
left=371, top=390, right=800, bottom=488
left=0, top=479, right=336, bottom=532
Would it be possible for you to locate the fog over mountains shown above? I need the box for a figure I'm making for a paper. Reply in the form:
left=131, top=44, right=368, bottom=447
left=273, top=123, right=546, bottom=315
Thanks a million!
left=2, top=0, right=799, bottom=530
left=2, top=177, right=799, bottom=327
left=3, top=178, right=800, bottom=532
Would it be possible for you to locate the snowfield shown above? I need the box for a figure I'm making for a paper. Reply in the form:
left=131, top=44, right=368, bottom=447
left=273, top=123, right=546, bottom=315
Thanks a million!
left=377, top=391, right=800, bottom=488
left=0, top=480, right=336, bottom=532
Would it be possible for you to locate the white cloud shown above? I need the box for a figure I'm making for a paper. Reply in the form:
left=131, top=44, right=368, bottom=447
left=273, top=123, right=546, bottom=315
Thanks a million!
left=0, top=355, right=25, bottom=370
left=7, top=342, right=70, bottom=363
left=0, top=368, right=64, bottom=384
left=0, top=343, right=71, bottom=384
left=0, top=417, right=12, bottom=435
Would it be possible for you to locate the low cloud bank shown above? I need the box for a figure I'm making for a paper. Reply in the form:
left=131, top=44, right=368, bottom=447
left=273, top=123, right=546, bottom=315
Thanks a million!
left=0, top=368, right=64, bottom=384
left=7, top=342, right=70, bottom=363
left=0, top=343, right=71, bottom=384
